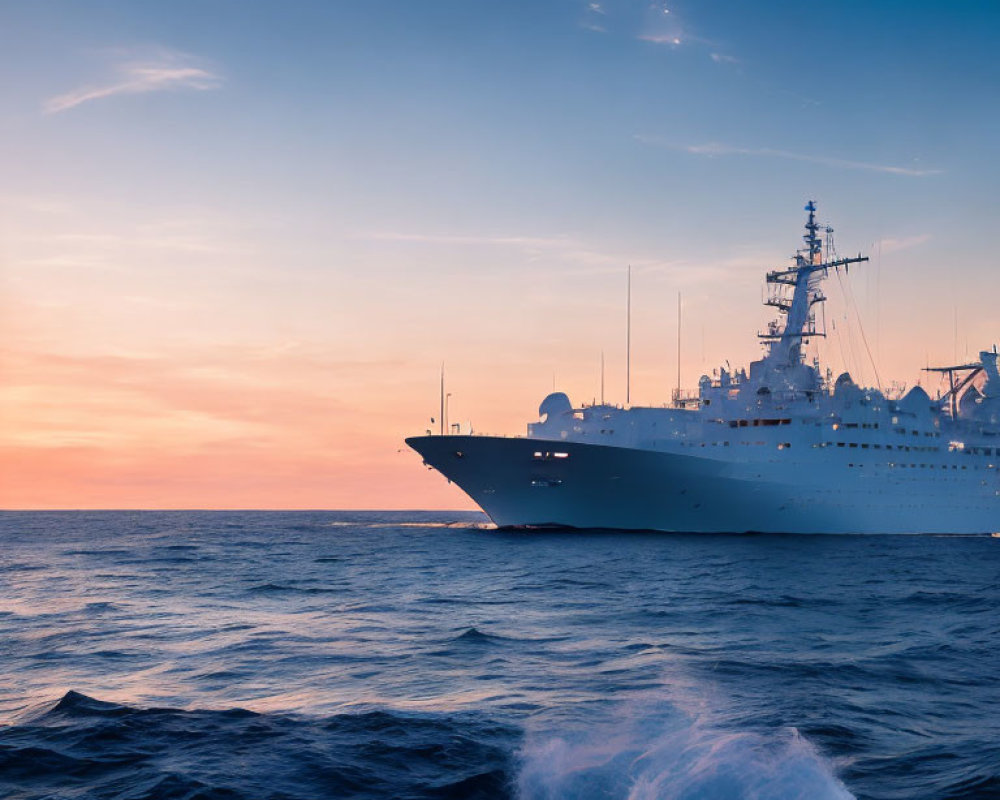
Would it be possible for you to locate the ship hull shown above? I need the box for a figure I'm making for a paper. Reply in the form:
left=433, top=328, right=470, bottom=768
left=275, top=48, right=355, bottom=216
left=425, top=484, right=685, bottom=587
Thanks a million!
left=406, top=435, right=1000, bottom=534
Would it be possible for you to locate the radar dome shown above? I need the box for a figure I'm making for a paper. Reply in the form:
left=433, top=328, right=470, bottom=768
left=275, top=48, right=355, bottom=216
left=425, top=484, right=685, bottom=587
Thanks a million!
left=834, top=373, right=855, bottom=390
left=538, top=392, right=572, bottom=423
left=899, top=386, right=932, bottom=418
left=833, top=373, right=863, bottom=405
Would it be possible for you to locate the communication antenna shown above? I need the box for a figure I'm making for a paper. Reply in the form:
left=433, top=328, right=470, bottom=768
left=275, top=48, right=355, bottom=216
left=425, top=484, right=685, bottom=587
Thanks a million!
left=676, top=292, right=682, bottom=407
left=626, top=266, right=632, bottom=405
left=601, top=350, right=605, bottom=405
left=626, top=265, right=632, bottom=406
left=954, top=305, right=958, bottom=364
left=439, top=363, right=445, bottom=436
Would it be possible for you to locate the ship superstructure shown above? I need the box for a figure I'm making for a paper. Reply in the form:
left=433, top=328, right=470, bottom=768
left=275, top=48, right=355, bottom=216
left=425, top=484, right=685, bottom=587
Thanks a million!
left=407, top=204, right=999, bottom=533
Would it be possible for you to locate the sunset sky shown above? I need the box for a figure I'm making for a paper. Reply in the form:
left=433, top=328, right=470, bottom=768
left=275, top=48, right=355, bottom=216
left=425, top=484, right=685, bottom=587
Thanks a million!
left=2, top=1, right=998, bottom=509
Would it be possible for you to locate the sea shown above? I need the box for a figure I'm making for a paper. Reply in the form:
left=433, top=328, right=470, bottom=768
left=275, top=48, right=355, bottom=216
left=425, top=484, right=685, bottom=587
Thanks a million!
left=0, top=511, right=997, bottom=800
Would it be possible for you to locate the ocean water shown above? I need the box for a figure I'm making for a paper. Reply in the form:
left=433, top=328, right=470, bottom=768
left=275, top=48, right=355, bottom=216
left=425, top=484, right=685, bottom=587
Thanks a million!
left=0, top=512, right=997, bottom=800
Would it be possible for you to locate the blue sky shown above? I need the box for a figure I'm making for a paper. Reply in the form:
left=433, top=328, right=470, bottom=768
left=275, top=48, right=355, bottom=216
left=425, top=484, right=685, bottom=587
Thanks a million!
left=2, top=0, right=998, bottom=506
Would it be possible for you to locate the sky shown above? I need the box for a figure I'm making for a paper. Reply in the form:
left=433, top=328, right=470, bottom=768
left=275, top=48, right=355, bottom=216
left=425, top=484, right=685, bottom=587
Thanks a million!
left=2, top=0, right=998, bottom=509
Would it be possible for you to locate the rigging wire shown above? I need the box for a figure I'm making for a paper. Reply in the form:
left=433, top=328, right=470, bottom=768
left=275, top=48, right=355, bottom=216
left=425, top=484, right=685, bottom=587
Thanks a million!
left=831, top=318, right=850, bottom=382
left=832, top=268, right=865, bottom=386
left=835, top=266, right=882, bottom=392
left=846, top=309, right=866, bottom=387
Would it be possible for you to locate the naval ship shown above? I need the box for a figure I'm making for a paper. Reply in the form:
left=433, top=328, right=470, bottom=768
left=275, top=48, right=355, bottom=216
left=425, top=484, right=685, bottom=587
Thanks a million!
left=407, top=203, right=999, bottom=533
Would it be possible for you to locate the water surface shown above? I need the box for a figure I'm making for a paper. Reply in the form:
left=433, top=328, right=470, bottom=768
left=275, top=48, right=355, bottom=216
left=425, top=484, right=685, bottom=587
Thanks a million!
left=1, top=511, right=997, bottom=799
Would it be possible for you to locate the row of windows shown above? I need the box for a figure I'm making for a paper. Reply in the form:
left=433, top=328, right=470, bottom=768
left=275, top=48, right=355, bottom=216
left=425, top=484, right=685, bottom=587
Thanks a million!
left=818, top=442, right=998, bottom=457
left=678, top=440, right=997, bottom=462
left=845, top=462, right=996, bottom=471
left=815, top=442, right=943, bottom=453
left=717, top=419, right=946, bottom=438
left=726, top=420, right=939, bottom=436
left=837, top=422, right=940, bottom=438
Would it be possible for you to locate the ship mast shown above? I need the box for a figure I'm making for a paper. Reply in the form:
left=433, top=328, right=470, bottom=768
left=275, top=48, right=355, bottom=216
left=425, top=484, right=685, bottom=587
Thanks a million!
left=759, top=201, right=868, bottom=371
left=922, top=362, right=984, bottom=419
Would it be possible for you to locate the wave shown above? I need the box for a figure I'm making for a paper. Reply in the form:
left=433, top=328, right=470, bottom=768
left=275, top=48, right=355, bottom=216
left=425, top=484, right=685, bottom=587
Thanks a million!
left=246, top=582, right=342, bottom=595
left=446, top=628, right=570, bottom=647
left=516, top=694, right=855, bottom=800
left=452, top=627, right=508, bottom=644
left=0, top=692, right=517, bottom=800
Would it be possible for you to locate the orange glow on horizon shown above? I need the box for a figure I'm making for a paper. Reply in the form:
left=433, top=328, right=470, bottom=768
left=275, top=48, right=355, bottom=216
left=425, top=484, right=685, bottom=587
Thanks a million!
left=2, top=198, right=994, bottom=511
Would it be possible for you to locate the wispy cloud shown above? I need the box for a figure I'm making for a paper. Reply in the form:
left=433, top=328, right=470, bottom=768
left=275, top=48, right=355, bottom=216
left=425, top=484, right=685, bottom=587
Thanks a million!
left=638, top=33, right=682, bottom=46
left=634, top=4, right=737, bottom=64
left=635, top=135, right=942, bottom=177
left=45, top=48, right=222, bottom=113
left=878, top=234, right=931, bottom=254
left=577, top=1, right=734, bottom=60
left=361, top=230, right=634, bottom=271
left=362, top=232, right=576, bottom=249
left=636, top=4, right=687, bottom=48
left=580, top=1, right=608, bottom=33
left=356, top=229, right=765, bottom=286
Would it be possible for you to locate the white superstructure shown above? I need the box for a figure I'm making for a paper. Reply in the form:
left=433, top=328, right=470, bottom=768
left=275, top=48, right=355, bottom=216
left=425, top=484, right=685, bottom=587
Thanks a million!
left=407, top=203, right=1000, bottom=533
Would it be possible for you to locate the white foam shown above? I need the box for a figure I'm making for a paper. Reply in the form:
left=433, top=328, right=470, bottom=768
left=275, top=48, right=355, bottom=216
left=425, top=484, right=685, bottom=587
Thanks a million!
left=517, top=696, right=855, bottom=800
